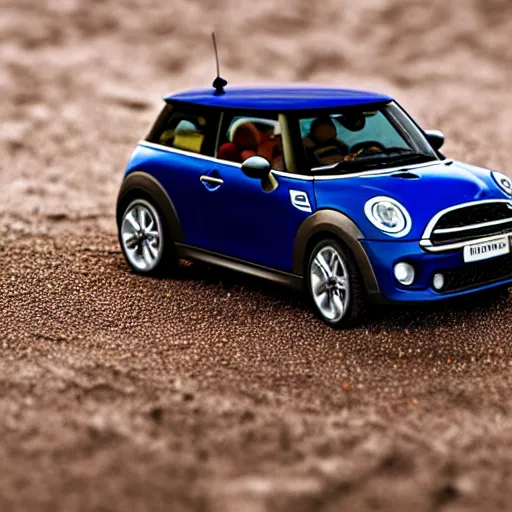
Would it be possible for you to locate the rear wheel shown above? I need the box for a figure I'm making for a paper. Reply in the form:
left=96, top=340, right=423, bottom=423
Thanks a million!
left=119, top=198, right=176, bottom=275
left=307, top=239, right=367, bottom=328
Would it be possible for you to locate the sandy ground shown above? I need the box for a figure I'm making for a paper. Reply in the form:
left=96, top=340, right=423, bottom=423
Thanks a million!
left=1, top=0, right=512, bottom=510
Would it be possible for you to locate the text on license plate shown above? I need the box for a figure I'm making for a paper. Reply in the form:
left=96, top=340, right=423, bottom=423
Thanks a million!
left=463, top=236, right=510, bottom=263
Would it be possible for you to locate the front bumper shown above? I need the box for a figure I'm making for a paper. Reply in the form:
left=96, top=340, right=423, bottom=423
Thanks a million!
left=362, top=238, right=512, bottom=303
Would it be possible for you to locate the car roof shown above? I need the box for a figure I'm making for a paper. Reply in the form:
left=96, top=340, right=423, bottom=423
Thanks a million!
left=165, top=85, right=393, bottom=111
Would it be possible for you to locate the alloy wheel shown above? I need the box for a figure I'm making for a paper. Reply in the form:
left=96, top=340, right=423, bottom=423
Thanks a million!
left=309, top=244, right=350, bottom=322
left=121, top=199, right=163, bottom=272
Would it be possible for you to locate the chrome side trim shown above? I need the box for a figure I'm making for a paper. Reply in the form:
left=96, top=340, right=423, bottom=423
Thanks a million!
left=433, top=217, right=512, bottom=235
left=421, top=199, right=512, bottom=240
left=140, top=141, right=453, bottom=181
left=273, top=170, right=313, bottom=181
left=420, top=233, right=512, bottom=252
left=138, top=140, right=314, bottom=180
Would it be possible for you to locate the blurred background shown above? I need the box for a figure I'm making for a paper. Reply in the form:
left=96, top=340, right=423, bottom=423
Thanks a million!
left=0, top=0, right=511, bottom=238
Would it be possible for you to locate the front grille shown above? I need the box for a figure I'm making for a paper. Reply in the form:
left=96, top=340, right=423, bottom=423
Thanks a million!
left=430, top=202, right=512, bottom=246
left=436, top=203, right=512, bottom=229
left=438, top=253, right=512, bottom=293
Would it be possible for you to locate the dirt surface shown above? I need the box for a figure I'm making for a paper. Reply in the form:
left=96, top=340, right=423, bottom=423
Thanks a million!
left=1, top=0, right=512, bottom=510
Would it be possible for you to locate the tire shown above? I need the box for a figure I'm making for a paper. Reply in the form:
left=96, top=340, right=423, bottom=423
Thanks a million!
left=306, top=238, right=367, bottom=328
left=119, top=197, right=178, bottom=276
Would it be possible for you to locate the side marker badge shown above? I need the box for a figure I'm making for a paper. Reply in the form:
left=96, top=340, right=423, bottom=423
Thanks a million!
left=290, top=190, right=312, bottom=213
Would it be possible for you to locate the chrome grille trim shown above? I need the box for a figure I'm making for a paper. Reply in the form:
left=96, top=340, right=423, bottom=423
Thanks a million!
left=421, top=200, right=512, bottom=252
left=420, top=233, right=512, bottom=252
left=432, top=217, right=512, bottom=235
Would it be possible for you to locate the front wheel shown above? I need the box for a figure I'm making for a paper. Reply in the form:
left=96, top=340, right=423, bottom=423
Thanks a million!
left=119, top=197, right=176, bottom=275
left=307, top=239, right=367, bottom=328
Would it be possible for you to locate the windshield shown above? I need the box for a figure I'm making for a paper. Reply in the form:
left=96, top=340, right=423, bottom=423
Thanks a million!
left=299, top=102, right=438, bottom=173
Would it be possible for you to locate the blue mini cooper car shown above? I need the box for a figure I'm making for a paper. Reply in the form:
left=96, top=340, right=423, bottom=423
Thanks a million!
left=116, top=84, right=512, bottom=327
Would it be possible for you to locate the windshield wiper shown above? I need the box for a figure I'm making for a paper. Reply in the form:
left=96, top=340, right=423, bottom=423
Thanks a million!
left=329, top=151, right=435, bottom=174
left=381, top=152, right=435, bottom=165
left=379, top=147, right=412, bottom=155
left=331, top=158, right=386, bottom=172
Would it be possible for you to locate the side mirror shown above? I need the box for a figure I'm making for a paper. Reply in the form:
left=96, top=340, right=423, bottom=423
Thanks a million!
left=241, top=156, right=271, bottom=179
left=425, top=129, right=445, bottom=151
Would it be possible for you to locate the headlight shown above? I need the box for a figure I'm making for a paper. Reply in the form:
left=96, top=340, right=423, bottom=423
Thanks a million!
left=492, top=171, right=512, bottom=196
left=364, top=196, right=412, bottom=237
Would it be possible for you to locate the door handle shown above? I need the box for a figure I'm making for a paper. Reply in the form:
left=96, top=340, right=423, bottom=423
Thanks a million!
left=200, top=175, right=224, bottom=186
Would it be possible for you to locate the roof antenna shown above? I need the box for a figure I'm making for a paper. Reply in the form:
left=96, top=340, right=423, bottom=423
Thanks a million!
left=211, top=32, right=227, bottom=95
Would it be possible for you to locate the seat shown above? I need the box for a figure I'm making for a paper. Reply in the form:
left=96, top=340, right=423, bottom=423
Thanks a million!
left=218, top=122, right=260, bottom=163
left=303, top=116, right=349, bottom=166
left=258, top=134, right=284, bottom=170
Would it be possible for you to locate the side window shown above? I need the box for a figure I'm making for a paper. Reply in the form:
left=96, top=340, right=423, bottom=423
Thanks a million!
left=147, top=104, right=216, bottom=155
left=216, top=113, right=285, bottom=171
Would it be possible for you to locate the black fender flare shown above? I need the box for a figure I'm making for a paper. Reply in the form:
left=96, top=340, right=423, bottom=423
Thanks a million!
left=292, top=209, right=380, bottom=299
left=116, top=171, right=184, bottom=243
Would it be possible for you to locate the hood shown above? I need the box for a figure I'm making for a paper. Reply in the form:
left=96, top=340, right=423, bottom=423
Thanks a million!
left=313, top=160, right=512, bottom=240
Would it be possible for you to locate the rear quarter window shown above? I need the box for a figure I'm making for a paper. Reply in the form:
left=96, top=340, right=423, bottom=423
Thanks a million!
left=146, top=104, right=218, bottom=156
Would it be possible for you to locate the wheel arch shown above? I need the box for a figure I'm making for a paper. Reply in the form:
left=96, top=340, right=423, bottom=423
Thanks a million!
left=116, top=171, right=184, bottom=243
left=292, top=209, right=380, bottom=298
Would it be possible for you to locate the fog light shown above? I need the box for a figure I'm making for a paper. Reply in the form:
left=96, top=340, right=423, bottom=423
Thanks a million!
left=394, top=262, right=415, bottom=286
left=433, top=273, right=445, bottom=291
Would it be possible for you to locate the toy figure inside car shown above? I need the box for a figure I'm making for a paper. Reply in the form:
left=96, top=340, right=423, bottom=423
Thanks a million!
left=116, top=81, right=512, bottom=328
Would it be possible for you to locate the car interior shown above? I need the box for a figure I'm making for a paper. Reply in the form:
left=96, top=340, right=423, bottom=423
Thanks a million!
left=217, top=117, right=285, bottom=171
left=302, top=116, right=350, bottom=167
left=300, top=110, right=413, bottom=169
left=157, top=115, right=208, bottom=154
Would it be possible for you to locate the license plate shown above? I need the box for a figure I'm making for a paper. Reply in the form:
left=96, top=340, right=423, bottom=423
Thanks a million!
left=463, top=236, right=510, bottom=263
